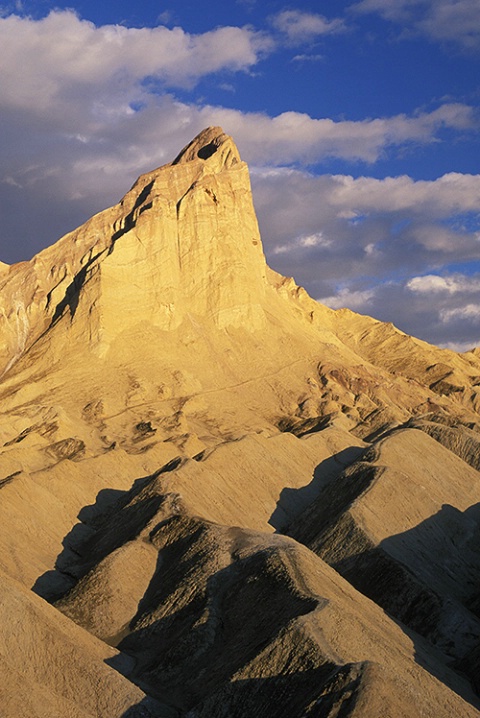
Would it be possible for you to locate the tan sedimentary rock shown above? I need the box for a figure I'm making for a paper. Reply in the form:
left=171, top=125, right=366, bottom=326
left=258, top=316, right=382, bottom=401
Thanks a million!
left=0, top=569, right=168, bottom=717
left=288, top=427, right=480, bottom=687
left=1, top=127, right=480, bottom=717
left=54, top=506, right=479, bottom=717
left=0, top=127, right=267, bottom=374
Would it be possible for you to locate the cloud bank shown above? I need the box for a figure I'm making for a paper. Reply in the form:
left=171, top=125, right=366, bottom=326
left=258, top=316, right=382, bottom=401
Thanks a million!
left=252, top=169, right=480, bottom=349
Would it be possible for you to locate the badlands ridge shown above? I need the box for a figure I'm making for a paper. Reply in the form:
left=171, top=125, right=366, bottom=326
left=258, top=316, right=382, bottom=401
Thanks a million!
left=0, top=127, right=480, bottom=717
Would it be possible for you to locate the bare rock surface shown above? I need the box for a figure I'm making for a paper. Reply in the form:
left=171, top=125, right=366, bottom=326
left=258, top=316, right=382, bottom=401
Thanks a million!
left=288, top=427, right=480, bottom=686
left=0, top=568, right=168, bottom=717
left=1, top=128, right=480, bottom=716
left=54, top=508, right=480, bottom=717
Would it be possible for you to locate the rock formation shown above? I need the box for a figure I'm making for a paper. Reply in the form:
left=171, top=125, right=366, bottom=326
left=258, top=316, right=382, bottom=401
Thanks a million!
left=0, top=127, right=480, bottom=717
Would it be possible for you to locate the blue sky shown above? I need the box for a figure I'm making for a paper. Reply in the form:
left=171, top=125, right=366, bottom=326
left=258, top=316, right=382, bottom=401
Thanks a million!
left=1, top=0, right=480, bottom=349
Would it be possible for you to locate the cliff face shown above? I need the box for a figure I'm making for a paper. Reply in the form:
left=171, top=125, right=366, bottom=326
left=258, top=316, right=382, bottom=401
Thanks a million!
left=1, top=128, right=480, bottom=717
left=0, top=127, right=267, bottom=372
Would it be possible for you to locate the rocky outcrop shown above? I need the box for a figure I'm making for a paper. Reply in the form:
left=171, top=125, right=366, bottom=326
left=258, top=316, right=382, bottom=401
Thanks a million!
left=0, top=127, right=268, bottom=375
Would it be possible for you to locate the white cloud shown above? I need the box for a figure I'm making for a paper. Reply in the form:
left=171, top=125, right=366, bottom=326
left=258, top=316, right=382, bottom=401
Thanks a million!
left=440, top=340, right=480, bottom=352
left=273, top=232, right=331, bottom=255
left=248, top=168, right=480, bottom=350
left=420, top=1, right=480, bottom=47
left=407, top=274, right=480, bottom=294
left=0, top=9, right=479, bottom=351
left=320, top=171, right=480, bottom=215
left=300, top=233, right=328, bottom=248
left=352, top=0, right=480, bottom=49
left=157, top=10, right=174, bottom=25
left=251, top=170, right=480, bottom=261
left=319, top=287, right=377, bottom=310
left=292, top=54, right=324, bottom=62
left=271, top=10, right=346, bottom=44
left=2, top=176, right=22, bottom=188
left=0, top=10, right=272, bottom=113
left=317, top=275, right=480, bottom=349
left=440, top=304, right=480, bottom=322
left=204, top=103, right=477, bottom=165
left=0, top=12, right=476, bottom=179
left=1, top=14, right=475, bottom=264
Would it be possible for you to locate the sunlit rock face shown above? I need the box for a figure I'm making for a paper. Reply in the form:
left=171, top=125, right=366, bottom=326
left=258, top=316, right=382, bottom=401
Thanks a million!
left=1, top=128, right=480, bottom=718
left=0, top=127, right=268, bottom=372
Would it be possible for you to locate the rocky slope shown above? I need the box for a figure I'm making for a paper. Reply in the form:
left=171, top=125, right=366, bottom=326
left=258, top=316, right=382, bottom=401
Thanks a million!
left=0, top=127, right=480, bottom=717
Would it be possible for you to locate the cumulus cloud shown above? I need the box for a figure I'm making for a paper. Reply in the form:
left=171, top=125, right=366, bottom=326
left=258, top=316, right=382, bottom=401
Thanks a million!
left=251, top=170, right=480, bottom=275
left=320, top=172, right=480, bottom=214
left=1, top=9, right=476, bottom=266
left=440, top=303, right=480, bottom=322
left=292, top=54, right=324, bottom=62
left=0, top=10, right=272, bottom=261
left=273, top=231, right=331, bottom=255
left=211, top=103, right=477, bottom=165
left=3, top=12, right=473, bottom=180
left=249, top=169, right=480, bottom=347
left=271, top=10, right=346, bottom=45
left=0, top=10, right=272, bottom=111
left=441, top=340, right=479, bottom=352
left=319, top=275, right=480, bottom=349
left=319, top=287, right=377, bottom=311
left=352, top=0, right=480, bottom=49
left=407, top=274, right=480, bottom=294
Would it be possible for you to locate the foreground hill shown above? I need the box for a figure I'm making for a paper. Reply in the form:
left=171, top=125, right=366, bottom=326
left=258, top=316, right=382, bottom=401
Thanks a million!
left=0, top=127, right=479, bottom=717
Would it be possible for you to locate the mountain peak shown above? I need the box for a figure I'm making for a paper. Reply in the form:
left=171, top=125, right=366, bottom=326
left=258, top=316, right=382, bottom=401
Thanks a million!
left=2, top=130, right=480, bottom=718
left=172, top=126, right=241, bottom=169
left=0, top=126, right=268, bottom=373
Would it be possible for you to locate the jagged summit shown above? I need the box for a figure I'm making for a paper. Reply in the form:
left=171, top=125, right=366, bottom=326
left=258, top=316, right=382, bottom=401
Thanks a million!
left=171, top=125, right=241, bottom=168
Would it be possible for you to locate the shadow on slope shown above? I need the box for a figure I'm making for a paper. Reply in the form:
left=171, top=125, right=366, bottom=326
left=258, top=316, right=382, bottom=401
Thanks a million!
left=119, top=662, right=370, bottom=718
left=109, top=521, right=321, bottom=711
left=32, top=486, right=126, bottom=601
left=31, top=463, right=176, bottom=602
left=297, top=501, right=480, bottom=707
left=331, top=504, right=480, bottom=654
left=121, top=695, right=177, bottom=718
left=269, top=446, right=365, bottom=532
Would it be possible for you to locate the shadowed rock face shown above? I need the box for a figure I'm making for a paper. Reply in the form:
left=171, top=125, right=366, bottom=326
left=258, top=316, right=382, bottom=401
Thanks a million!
left=1, top=128, right=480, bottom=717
